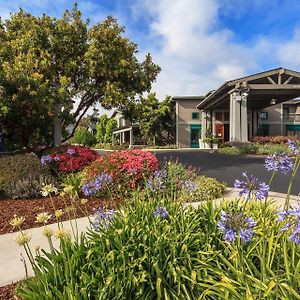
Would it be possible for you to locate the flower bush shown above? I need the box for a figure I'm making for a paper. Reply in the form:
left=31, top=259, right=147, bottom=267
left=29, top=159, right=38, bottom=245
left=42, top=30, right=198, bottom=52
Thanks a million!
left=41, top=145, right=99, bottom=173
left=84, top=150, right=158, bottom=193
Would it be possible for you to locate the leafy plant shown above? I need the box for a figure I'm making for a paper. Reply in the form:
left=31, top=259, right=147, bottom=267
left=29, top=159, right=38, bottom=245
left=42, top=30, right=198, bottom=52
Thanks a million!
left=70, top=126, right=96, bottom=146
left=41, top=145, right=99, bottom=174
left=238, top=143, right=259, bottom=154
left=0, top=153, right=50, bottom=193
left=178, top=175, right=226, bottom=202
left=217, top=146, right=240, bottom=155
left=5, top=174, right=57, bottom=199
left=85, top=150, right=158, bottom=195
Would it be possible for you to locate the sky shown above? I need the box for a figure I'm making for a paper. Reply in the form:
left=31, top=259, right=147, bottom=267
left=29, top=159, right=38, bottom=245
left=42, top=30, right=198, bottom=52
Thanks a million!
left=2, top=0, right=300, bottom=113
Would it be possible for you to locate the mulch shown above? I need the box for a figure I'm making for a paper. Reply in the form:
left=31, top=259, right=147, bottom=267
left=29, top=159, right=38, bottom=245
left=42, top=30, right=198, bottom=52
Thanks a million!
left=0, top=195, right=123, bottom=235
left=0, top=283, right=21, bottom=300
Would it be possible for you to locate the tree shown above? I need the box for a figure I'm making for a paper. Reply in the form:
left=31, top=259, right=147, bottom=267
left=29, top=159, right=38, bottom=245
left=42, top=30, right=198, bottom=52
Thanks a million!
left=96, top=114, right=117, bottom=144
left=0, top=4, right=160, bottom=148
left=121, top=93, right=174, bottom=146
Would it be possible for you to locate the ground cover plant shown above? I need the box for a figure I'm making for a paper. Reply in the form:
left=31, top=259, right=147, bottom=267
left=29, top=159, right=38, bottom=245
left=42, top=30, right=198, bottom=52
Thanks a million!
left=12, top=145, right=300, bottom=299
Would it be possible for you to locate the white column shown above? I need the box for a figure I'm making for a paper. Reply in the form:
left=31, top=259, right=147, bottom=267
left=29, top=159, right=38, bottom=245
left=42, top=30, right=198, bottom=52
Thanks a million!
left=229, top=91, right=248, bottom=142
left=201, top=110, right=207, bottom=139
left=129, top=128, right=133, bottom=148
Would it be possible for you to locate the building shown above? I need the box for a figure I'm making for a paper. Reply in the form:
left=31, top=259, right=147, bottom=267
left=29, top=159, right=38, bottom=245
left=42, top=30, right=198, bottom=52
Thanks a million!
left=173, top=67, right=300, bottom=148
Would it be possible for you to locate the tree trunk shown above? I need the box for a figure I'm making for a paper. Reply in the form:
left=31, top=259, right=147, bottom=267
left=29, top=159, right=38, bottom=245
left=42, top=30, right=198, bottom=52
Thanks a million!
left=54, top=104, right=62, bottom=146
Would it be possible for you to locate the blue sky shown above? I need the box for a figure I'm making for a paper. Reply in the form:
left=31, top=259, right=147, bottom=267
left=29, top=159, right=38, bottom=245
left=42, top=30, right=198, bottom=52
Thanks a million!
left=1, top=0, right=300, bottom=101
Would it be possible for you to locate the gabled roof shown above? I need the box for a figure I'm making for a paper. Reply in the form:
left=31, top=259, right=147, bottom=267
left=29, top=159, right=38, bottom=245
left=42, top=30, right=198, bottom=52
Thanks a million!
left=197, top=67, right=300, bottom=110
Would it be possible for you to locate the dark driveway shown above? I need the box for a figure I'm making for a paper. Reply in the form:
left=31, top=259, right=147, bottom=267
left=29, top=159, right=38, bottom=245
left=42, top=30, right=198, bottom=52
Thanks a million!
left=154, top=150, right=300, bottom=195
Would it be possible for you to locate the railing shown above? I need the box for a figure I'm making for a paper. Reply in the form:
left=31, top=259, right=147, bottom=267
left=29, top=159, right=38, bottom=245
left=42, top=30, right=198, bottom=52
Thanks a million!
left=282, top=114, right=300, bottom=122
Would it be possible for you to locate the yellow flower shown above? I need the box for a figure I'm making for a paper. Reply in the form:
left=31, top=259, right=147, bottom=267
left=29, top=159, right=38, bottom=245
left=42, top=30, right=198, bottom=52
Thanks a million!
left=36, top=212, right=51, bottom=224
left=55, top=209, right=64, bottom=219
left=54, top=228, right=71, bottom=240
left=41, top=184, right=58, bottom=197
left=63, top=185, right=74, bottom=195
left=9, top=215, right=25, bottom=229
left=42, top=226, right=54, bottom=238
left=15, top=231, right=32, bottom=246
left=81, top=198, right=88, bottom=205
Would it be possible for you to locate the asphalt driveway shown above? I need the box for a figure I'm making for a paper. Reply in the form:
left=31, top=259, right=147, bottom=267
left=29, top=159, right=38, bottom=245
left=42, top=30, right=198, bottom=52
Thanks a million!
left=154, top=150, right=300, bottom=195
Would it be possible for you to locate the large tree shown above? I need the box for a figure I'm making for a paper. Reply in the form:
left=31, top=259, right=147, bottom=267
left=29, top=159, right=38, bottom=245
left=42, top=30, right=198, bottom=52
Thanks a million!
left=0, top=4, right=160, bottom=148
left=121, top=93, right=174, bottom=145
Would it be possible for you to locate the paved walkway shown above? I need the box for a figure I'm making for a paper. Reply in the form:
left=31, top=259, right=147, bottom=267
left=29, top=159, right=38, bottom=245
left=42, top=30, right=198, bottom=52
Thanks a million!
left=0, top=189, right=299, bottom=287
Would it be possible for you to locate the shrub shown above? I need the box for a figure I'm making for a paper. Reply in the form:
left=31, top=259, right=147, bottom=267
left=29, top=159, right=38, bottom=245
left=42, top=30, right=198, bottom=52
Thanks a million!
left=0, top=153, right=51, bottom=193
left=257, top=143, right=292, bottom=155
left=252, top=135, right=298, bottom=145
left=217, top=146, right=240, bottom=155
left=85, top=150, right=158, bottom=194
left=5, top=174, right=57, bottom=199
left=70, top=126, right=96, bottom=146
left=42, top=145, right=99, bottom=174
left=178, top=175, right=226, bottom=202
left=238, top=143, right=259, bottom=154
left=94, top=143, right=129, bottom=150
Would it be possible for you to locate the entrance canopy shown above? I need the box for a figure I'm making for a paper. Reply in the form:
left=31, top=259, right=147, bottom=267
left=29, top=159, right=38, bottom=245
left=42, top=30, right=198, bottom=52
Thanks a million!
left=197, top=67, right=300, bottom=111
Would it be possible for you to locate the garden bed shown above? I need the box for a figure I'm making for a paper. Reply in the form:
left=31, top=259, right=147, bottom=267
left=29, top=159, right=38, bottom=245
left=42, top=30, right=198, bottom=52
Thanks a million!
left=0, top=283, right=21, bottom=300
left=0, top=195, right=122, bottom=235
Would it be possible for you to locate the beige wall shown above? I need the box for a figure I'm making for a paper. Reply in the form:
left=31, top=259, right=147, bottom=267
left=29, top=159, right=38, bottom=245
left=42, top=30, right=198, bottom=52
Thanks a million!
left=269, top=124, right=282, bottom=136
left=177, top=100, right=202, bottom=124
left=264, top=104, right=281, bottom=122
left=177, top=124, right=191, bottom=148
left=113, top=112, right=131, bottom=127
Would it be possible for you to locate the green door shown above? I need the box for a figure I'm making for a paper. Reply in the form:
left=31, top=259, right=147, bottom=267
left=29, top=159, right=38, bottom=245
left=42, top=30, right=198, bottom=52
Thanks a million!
left=190, top=125, right=201, bottom=148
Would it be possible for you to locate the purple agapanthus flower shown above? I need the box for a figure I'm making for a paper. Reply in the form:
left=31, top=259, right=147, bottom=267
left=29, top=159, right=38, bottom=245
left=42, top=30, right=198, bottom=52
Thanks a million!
left=287, top=139, right=300, bottom=155
left=264, top=153, right=294, bottom=174
left=234, top=172, right=269, bottom=200
left=217, top=210, right=257, bottom=243
left=92, top=208, right=116, bottom=231
left=153, top=207, right=169, bottom=219
left=278, top=207, right=300, bottom=244
left=146, top=169, right=167, bottom=192
left=67, top=147, right=76, bottom=155
left=41, top=155, right=53, bottom=164
left=82, top=173, right=113, bottom=197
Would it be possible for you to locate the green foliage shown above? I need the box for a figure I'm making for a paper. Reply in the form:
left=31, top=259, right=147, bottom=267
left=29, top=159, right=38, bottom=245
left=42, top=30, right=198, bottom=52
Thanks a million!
left=0, top=5, right=160, bottom=148
left=179, top=176, right=226, bottom=202
left=120, top=93, right=174, bottom=146
left=70, top=126, right=96, bottom=146
left=60, top=172, right=86, bottom=198
left=96, top=115, right=117, bottom=144
left=17, top=198, right=300, bottom=299
left=238, top=143, right=259, bottom=154
left=5, top=174, right=57, bottom=199
left=0, top=153, right=50, bottom=193
left=257, top=143, right=292, bottom=155
left=217, top=146, right=240, bottom=155
left=94, top=142, right=129, bottom=150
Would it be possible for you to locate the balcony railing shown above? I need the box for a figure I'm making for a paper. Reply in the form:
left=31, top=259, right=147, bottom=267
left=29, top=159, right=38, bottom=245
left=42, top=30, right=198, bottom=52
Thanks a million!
left=282, top=113, right=300, bottom=122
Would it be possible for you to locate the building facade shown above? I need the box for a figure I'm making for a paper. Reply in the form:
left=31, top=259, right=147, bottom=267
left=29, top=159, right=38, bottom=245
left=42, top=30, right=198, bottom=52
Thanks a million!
left=173, top=67, right=300, bottom=148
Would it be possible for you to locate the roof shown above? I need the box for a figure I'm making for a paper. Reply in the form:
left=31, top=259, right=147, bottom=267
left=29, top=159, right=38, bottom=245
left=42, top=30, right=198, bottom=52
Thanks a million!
left=171, top=96, right=205, bottom=101
left=197, top=67, right=300, bottom=110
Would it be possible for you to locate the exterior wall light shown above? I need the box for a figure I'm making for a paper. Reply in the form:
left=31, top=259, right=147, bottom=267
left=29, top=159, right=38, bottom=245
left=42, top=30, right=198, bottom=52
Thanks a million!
left=270, top=99, right=277, bottom=105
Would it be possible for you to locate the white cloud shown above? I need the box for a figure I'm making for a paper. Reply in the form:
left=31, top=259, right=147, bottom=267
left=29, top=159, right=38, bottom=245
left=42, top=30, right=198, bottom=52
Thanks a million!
left=132, top=0, right=257, bottom=98
left=277, top=28, right=300, bottom=67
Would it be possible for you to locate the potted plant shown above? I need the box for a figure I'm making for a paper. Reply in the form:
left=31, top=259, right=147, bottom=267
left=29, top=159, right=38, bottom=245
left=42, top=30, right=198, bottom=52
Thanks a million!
left=202, top=127, right=214, bottom=148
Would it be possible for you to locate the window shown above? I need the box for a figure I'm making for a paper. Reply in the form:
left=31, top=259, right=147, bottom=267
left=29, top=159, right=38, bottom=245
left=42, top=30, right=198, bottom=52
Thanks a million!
left=215, top=112, right=223, bottom=121
left=259, top=112, right=268, bottom=119
left=192, top=112, right=199, bottom=119
left=283, top=107, right=289, bottom=115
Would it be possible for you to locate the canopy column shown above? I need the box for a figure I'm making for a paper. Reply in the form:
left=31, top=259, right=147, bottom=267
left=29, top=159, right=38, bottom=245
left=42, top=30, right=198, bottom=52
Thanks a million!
left=229, top=91, right=248, bottom=142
